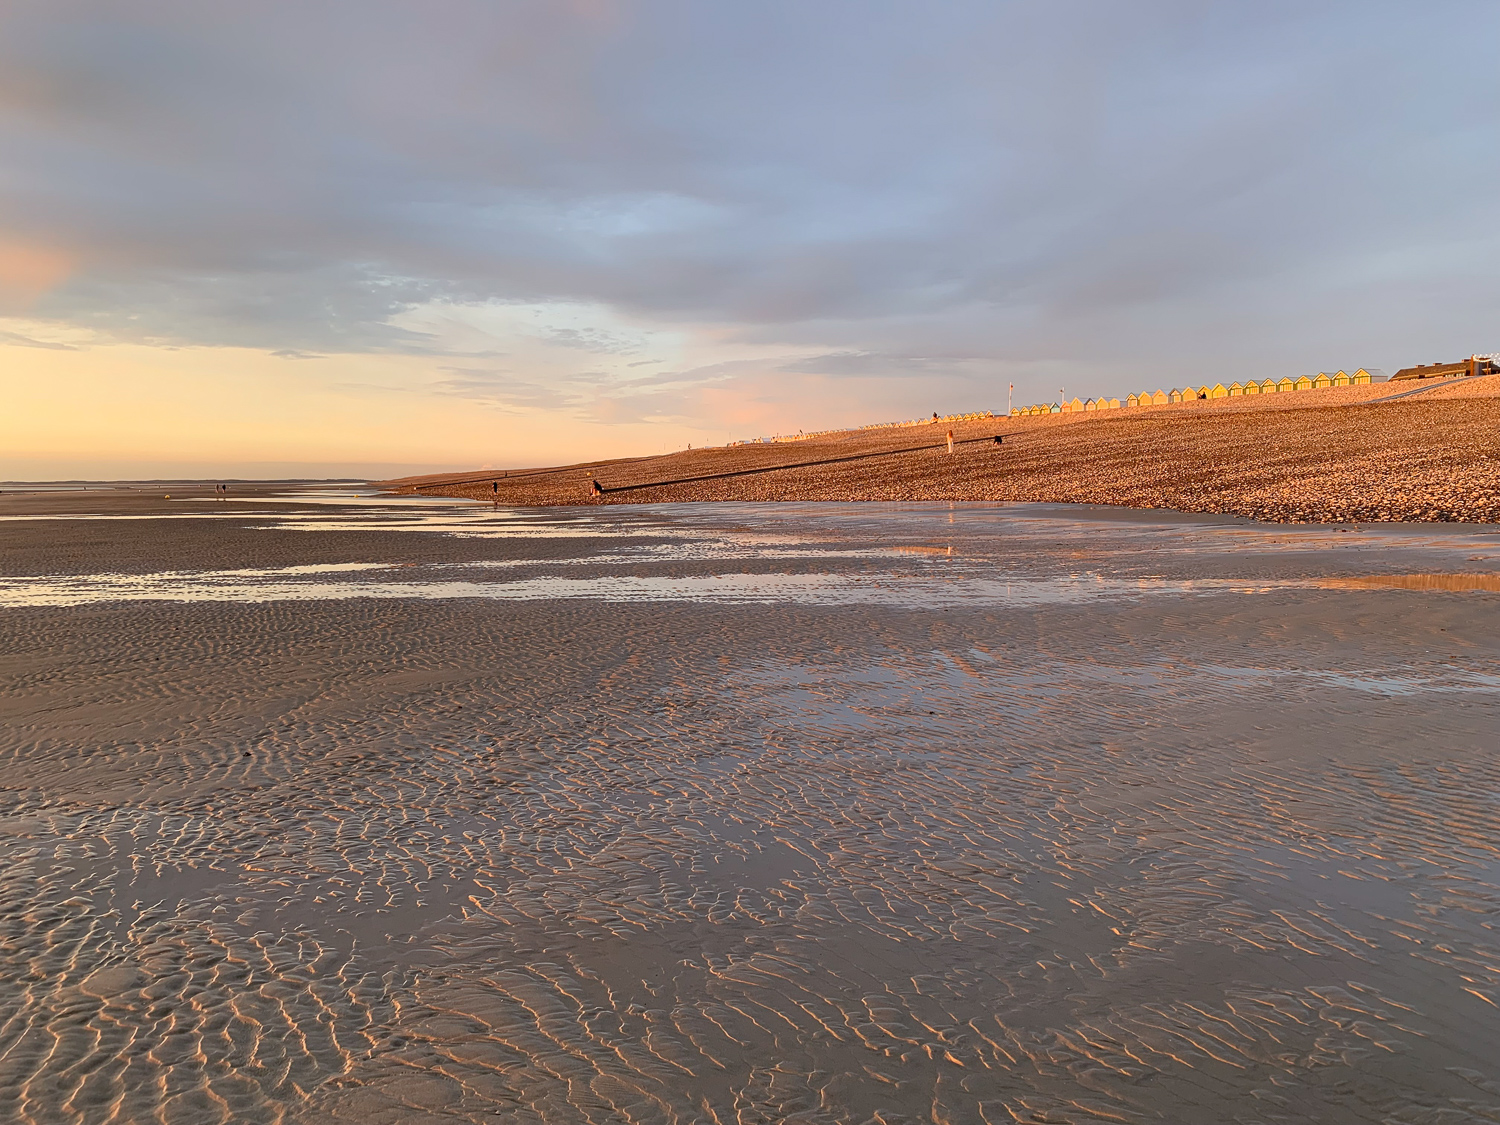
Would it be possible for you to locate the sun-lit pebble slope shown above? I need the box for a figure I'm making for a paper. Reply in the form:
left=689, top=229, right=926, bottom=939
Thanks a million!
left=388, top=377, right=1500, bottom=523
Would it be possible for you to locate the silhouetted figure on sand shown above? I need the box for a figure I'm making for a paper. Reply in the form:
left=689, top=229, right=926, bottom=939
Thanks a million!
left=590, top=479, right=604, bottom=497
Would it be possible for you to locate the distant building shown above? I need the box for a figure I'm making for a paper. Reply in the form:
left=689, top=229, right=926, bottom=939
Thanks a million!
left=1391, top=356, right=1498, bottom=381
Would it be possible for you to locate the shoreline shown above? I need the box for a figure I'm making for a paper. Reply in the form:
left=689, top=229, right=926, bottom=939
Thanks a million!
left=383, top=375, right=1500, bottom=524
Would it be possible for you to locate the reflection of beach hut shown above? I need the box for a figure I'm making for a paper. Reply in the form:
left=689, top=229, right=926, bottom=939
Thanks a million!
left=1150, top=389, right=1169, bottom=405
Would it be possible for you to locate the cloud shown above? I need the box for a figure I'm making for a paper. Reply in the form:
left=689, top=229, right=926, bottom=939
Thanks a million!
left=0, top=328, right=78, bottom=350
left=432, top=366, right=591, bottom=413
left=0, top=242, right=73, bottom=313
left=1, top=0, right=1497, bottom=428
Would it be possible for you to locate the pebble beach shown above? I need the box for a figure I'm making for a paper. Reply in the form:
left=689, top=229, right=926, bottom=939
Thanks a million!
left=391, top=375, right=1500, bottom=524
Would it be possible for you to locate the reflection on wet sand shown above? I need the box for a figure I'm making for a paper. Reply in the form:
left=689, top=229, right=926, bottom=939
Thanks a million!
left=1323, top=572, right=1500, bottom=592
left=1, top=498, right=1499, bottom=1124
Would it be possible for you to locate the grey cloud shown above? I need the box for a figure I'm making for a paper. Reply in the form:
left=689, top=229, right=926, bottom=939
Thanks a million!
left=0, top=329, right=77, bottom=350
left=542, top=326, right=643, bottom=355
left=433, top=366, right=600, bottom=412
left=2, top=0, right=1498, bottom=401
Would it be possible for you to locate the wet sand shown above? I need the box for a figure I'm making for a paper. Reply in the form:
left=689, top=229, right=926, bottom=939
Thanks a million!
left=389, top=376, right=1500, bottom=523
left=3, top=488, right=1500, bottom=1123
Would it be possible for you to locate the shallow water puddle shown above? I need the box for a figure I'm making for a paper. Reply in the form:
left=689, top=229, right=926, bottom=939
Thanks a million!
left=0, top=565, right=1348, bottom=608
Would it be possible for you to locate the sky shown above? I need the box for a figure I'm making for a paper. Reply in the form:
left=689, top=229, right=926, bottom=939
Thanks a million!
left=2, top=0, right=1498, bottom=479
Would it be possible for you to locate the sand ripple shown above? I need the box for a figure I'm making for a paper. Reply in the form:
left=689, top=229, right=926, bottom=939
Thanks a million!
left=2, top=504, right=1499, bottom=1123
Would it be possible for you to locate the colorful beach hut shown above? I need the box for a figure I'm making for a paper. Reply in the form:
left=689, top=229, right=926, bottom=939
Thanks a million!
left=1241, top=380, right=1260, bottom=395
left=1331, top=370, right=1351, bottom=386
left=1293, top=375, right=1314, bottom=391
left=1209, top=383, right=1228, bottom=399
left=1261, top=379, right=1279, bottom=394
left=1311, top=372, right=1333, bottom=389
left=1150, top=390, right=1169, bottom=405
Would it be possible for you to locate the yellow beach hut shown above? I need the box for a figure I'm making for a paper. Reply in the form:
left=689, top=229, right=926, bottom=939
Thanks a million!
left=1294, top=375, right=1314, bottom=391
left=1261, top=378, right=1279, bottom=394
left=1241, top=379, right=1261, bottom=395
left=1209, top=383, right=1229, bottom=399
left=1331, top=370, right=1351, bottom=386
left=1311, top=372, right=1333, bottom=389
left=1168, top=388, right=1187, bottom=403
left=1126, top=392, right=1140, bottom=408
left=1150, top=389, right=1169, bottom=405
left=1227, top=382, right=1243, bottom=396
left=1350, top=368, right=1374, bottom=384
